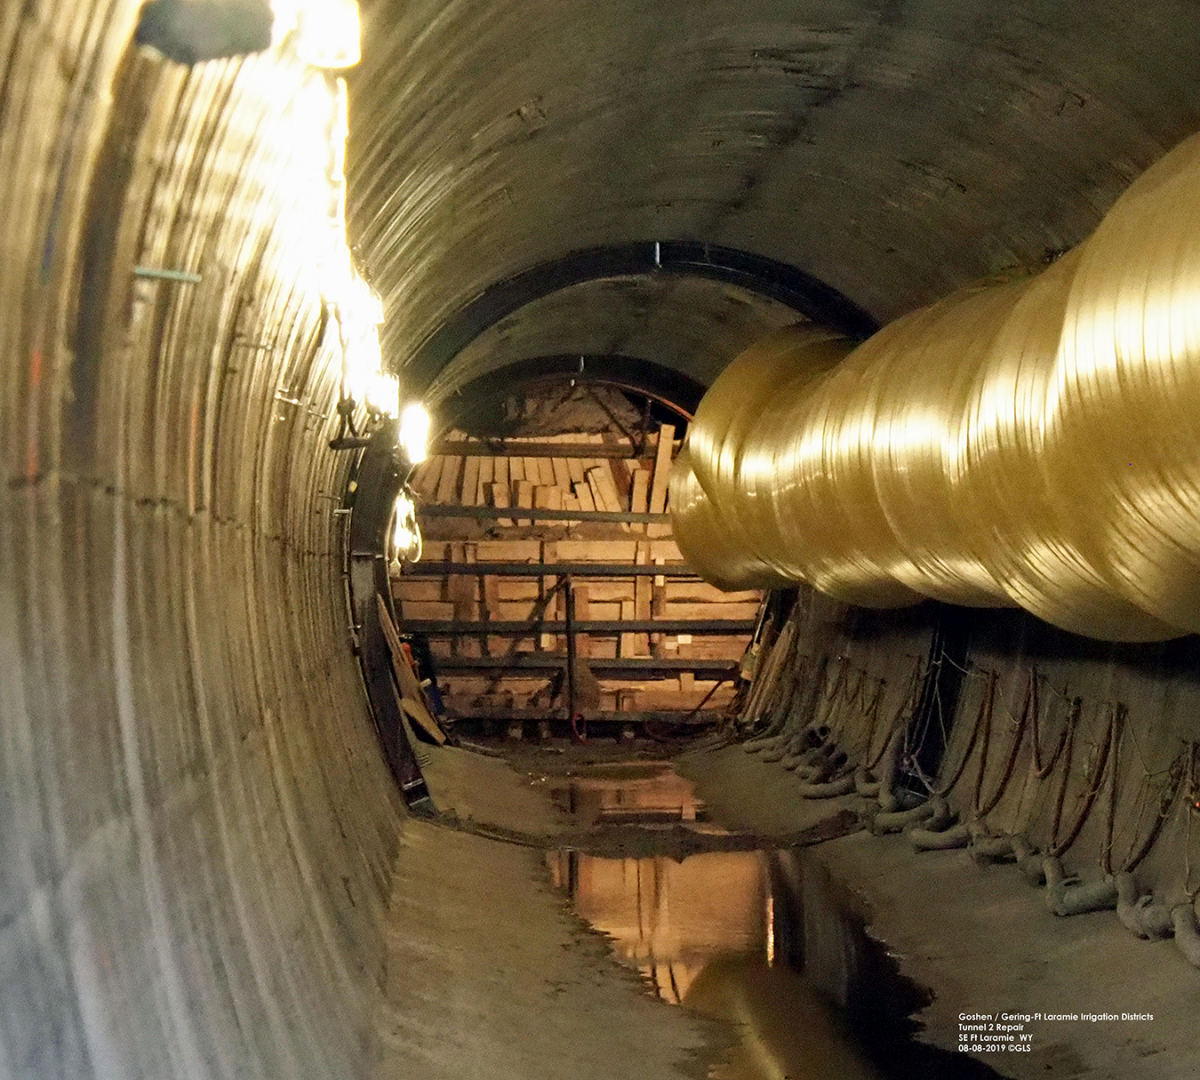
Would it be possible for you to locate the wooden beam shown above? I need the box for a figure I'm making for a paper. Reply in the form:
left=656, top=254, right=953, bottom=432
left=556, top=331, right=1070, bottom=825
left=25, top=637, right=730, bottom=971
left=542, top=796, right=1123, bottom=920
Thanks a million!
left=514, top=480, right=534, bottom=525
left=474, top=456, right=494, bottom=505
left=619, top=599, right=637, bottom=657
left=488, top=482, right=512, bottom=527
left=648, top=423, right=675, bottom=537
left=634, top=541, right=652, bottom=657
left=375, top=595, right=447, bottom=744
left=434, top=456, right=460, bottom=504
left=648, top=423, right=675, bottom=514
left=461, top=456, right=481, bottom=506
left=573, top=583, right=591, bottom=659
left=631, top=466, right=649, bottom=522
left=573, top=481, right=596, bottom=513
left=586, top=464, right=623, bottom=511
left=413, top=456, right=443, bottom=499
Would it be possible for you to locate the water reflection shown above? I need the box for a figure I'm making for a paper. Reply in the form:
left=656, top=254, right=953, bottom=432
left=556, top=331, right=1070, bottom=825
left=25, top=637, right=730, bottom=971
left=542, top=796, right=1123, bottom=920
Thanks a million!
left=685, top=956, right=885, bottom=1080
left=548, top=761, right=708, bottom=827
left=547, top=762, right=754, bottom=1005
left=547, top=849, right=766, bottom=1005
left=548, top=764, right=1006, bottom=1080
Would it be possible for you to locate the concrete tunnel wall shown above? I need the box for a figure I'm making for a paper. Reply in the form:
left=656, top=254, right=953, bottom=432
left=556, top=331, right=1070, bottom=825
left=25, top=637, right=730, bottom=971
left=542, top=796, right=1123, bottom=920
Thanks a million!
left=770, top=592, right=1200, bottom=902
left=1, top=7, right=404, bottom=1077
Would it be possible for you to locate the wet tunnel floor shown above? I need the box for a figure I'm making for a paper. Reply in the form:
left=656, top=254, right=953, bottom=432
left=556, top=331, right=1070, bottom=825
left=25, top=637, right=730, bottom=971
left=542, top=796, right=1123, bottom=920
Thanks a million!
left=389, top=733, right=1200, bottom=1080
left=537, top=760, right=1011, bottom=1080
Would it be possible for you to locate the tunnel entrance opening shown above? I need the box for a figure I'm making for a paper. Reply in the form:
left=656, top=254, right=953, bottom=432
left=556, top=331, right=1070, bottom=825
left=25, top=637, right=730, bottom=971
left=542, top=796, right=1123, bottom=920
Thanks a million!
left=385, top=375, right=766, bottom=749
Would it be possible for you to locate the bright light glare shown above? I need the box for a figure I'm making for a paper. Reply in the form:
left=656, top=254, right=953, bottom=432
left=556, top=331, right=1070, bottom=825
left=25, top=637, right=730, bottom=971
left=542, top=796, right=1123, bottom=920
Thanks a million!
left=269, top=0, right=301, bottom=41
left=291, top=0, right=361, bottom=68
left=392, top=492, right=419, bottom=561
left=366, top=371, right=399, bottom=417
left=330, top=76, right=349, bottom=180
left=399, top=403, right=431, bottom=464
left=340, top=273, right=383, bottom=328
left=316, top=232, right=351, bottom=304
left=342, top=325, right=381, bottom=401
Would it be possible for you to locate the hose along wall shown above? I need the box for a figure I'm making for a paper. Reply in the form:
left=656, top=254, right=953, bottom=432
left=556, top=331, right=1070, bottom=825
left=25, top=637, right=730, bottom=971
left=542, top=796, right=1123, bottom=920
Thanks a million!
left=735, top=588, right=1200, bottom=954
left=0, top=7, right=404, bottom=1077
left=671, top=128, right=1200, bottom=643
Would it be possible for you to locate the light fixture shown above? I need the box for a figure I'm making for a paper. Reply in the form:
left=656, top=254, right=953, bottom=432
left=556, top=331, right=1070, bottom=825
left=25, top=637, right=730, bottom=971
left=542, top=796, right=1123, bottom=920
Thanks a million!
left=366, top=371, right=399, bottom=417
left=341, top=322, right=381, bottom=401
left=391, top=491, right=421, bottom=563
left=399, top=402, right=431, bottom=464
left=273, top=0, right=361, bottom=68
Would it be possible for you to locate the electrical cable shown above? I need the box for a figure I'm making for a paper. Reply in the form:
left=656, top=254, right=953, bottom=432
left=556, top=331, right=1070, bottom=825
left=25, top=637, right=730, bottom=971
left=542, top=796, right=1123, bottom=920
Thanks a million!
left=1048, top=702, right=1118, bottom=857
left=932, top=670, right=996, bottom=798
left=972, top=673, right=1030, bottom=817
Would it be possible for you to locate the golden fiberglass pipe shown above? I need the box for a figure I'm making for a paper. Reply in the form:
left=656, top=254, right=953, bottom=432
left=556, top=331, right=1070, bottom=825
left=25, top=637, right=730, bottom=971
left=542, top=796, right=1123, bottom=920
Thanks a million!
left=671, top=130, right=1200, bottom=642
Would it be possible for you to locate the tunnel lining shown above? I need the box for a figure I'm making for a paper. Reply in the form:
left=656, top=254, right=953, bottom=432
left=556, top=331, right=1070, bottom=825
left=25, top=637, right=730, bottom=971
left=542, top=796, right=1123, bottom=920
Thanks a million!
left=398, top=242, right=880, bottom=400
left=438, top=355, right=708, bottom=436
left=12, top=3, right=1200, bottom=1077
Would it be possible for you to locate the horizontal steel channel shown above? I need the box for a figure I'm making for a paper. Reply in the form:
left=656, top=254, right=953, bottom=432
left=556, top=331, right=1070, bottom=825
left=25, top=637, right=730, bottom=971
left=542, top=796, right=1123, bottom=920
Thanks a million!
left=443, top=709, right=719, bottom=723
left=432, top=440, right=651, bottom=459
left=399, top=561, right=699, bottom=577
left=432, top=655, right=737, bottom=673
left=419, top=504, right=670, bottom=524
left=133, top=264, right=203, bottom=283
left=402, top=618, right=756, bottom=635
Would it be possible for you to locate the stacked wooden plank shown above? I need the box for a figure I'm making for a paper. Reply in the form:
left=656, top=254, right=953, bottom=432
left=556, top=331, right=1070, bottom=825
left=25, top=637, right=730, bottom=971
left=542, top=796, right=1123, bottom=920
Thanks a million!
left=412, top=431, right=675, bottom=531
left=398, top=423, right=759, bottom=723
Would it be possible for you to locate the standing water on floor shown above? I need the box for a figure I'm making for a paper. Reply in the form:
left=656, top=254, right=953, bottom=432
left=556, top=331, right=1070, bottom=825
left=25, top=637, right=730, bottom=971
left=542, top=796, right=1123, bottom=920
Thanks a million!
left=546, top=762, right=1008, bottom=1080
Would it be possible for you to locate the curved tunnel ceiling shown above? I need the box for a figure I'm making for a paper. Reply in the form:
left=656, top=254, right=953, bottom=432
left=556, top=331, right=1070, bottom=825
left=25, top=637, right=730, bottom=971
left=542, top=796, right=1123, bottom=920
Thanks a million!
left=432, top=273, right=805, bottom=398
left=351, top=0, right=1200, bottom=397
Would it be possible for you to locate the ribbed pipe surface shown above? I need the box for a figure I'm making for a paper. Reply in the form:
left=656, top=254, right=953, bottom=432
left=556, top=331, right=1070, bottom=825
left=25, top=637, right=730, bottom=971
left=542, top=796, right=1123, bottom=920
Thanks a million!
left=673, top=131, right=1200, bottom=641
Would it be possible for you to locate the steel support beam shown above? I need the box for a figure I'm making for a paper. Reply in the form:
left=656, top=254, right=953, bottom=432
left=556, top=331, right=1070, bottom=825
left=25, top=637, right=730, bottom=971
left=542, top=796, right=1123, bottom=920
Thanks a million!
left=432, top=655, right=737, bottom=674
left=402, top=618, right=756, bottom=635
left=399, top=562, right=699, bottom=578
left=419, top=504, right=669, bottom=524
left=405, top=242, right=879, bottom=397
left=443, top=709, right=721, bottom=724
left=432, top=440, right=651, bottom=459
